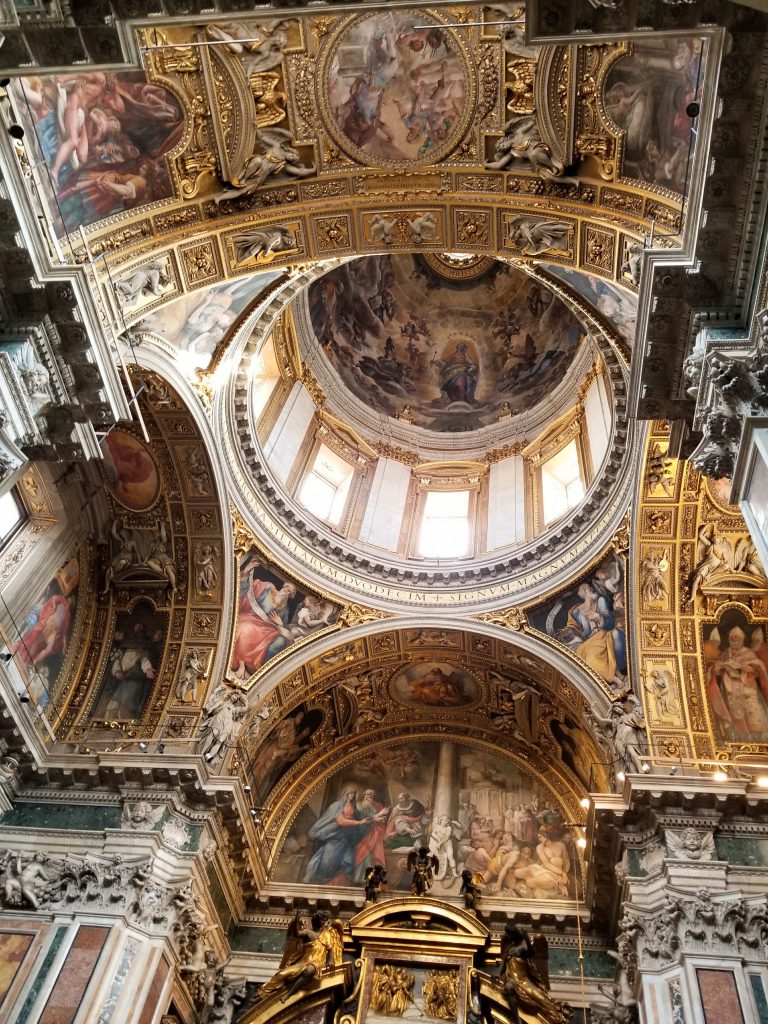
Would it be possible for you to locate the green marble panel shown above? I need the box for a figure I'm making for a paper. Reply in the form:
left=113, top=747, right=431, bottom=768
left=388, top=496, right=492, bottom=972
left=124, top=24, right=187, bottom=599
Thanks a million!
left=750, top=974, right=768, bottom=1024
left=0, top=802, right=122, bottom=831
left=229, top=926, right=287, bottom=954
left=548, top=947, right=615, bottom=979
left=715, top=836, right=768, bottom=867
left=15, top=924, right=68, bottom=1020
left=205, top=863, right=232, bottom=932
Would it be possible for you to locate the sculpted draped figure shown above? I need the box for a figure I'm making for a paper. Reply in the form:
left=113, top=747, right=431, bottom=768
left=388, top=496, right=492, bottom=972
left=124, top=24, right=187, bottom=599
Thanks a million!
left=485, top=114, right=577, bottom=182
left=500, top=925, right=571, bottom=1024
left=257, top=911, right=343, bottom=1003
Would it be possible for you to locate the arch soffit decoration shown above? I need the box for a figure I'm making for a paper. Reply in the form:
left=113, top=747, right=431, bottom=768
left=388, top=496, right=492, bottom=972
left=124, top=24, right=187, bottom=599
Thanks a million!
left=64, top=15, right=692, bottom=327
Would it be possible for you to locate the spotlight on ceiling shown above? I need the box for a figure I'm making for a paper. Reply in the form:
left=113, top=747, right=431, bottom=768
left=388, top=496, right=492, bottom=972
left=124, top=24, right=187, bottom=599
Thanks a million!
left=686, top=101, right=700, bottom=119
left=243, top=784, right=252, bottom=793
left=157, top=743, right=165, bottom=754
left=713, top=771, right=728, bottom=782
left=580, top=797, right=590, bottom=810
left=8, top=125, right=24, bottom=140
left=616, top=770, right=626, bottom=782
left=138, top=742, right=148, bottom=752
left=669, top=766, right=678, bottom=776
left=204, top=752, right=215, bottom=763
left=757, top=775, right=768, bottom=789
left=0, top=651, right=13, bottom=662
left=576, top=837, right=587, bottom=850
left=18, top=692, right=30, bottom=704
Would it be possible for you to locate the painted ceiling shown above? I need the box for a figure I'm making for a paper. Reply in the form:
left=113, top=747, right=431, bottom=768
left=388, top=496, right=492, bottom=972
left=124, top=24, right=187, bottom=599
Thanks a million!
left=307, top=254, right=586, bottom=431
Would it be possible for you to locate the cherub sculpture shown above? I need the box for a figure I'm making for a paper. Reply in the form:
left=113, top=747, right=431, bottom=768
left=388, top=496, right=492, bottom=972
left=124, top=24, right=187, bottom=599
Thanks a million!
left=407, top=847, right=439, bottom=896
left=499, top=925, right=571, bottom=1024
left=257, top=910, right=343, bottom=1003
left=364, top=863, right=387, bottom=903
left=460, top=869, right=484, bottom=912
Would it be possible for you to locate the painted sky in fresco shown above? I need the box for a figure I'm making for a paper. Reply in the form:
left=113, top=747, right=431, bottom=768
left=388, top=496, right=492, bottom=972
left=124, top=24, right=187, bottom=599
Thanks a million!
left=541, top=264, right=638, bottom=349
left=137, top=272, right=281, bottom=369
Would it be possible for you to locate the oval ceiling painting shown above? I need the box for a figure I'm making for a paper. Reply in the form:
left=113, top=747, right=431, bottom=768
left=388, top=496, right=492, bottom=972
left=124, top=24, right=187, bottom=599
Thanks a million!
left=389, top=661, right=480, bottom=709
left=309, top=254, right=585, bottom=432
left=322, top=12, right=471, bottom=165
left=102, top=429, right=160, bottom=511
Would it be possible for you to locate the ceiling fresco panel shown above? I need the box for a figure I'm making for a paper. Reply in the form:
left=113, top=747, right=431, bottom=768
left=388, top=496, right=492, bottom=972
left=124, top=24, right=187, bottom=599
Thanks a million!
left=11, top=72, right=184, bottom=237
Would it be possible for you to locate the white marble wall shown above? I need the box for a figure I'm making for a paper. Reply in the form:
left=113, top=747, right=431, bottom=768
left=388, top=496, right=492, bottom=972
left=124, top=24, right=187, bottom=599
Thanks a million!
left=358, top=458, right=411, bottom=551
left=487, top=455, right=526, bottom=549
left=262, top=382, right=316, bottom=484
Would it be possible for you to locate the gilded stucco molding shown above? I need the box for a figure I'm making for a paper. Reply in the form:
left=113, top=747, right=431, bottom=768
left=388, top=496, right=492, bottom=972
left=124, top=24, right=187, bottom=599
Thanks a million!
left=632, top=421, right=768, bottom=770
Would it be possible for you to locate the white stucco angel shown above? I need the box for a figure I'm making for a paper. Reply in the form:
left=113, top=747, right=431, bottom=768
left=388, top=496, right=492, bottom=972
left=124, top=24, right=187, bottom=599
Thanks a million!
left=198, top=684, right=248, bottom=763
left=215, top=129, right=315, bottom=203
left=485, top=114, right=576, bottom=182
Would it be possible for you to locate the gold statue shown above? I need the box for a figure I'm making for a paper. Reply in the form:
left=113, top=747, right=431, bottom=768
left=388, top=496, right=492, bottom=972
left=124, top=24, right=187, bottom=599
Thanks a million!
left=257, top=910, right=343, bottom=1003
left=370, top=963, right=415, bottom=1016
left=499, top=925, right=570, bottom=1024
left=424, top=970, right=460, bottom=1020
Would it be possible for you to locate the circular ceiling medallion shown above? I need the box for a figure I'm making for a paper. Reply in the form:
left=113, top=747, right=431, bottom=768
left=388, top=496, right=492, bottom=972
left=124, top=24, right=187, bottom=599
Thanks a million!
left=318, top=11, right=474, bottom=168
left=422, top=252, right=497, bottom=281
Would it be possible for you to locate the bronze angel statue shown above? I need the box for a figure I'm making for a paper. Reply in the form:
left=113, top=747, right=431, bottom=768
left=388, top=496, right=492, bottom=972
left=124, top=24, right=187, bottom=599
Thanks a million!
left=257, top=910, right=343, bottom=1003
left=460, top=869, right=484, bottom=912
left=407, top=847, right=439, bottom=897
left=499, top=925, right=571, bottom=1024
left=364, top=863, right=387, bottom=903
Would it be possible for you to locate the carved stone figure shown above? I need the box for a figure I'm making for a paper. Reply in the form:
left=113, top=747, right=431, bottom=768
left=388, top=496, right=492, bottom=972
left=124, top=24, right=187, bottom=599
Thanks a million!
left=198, top=684, right=248, bottom=762
left=589, top=696, right=650, bottom=778
left=507, top=216, right=571, bottom=256
left=485, top=114, right=575, bottom=182
left=640, top=550, right=669, bottom=604
left=122, top=801, right=164, bottom=831
left=184, top=447, right=211, bottom=496
left=176, top=648, right=209, bottom=702
left=407, top=846, right=439, bottom=896
left=683, top=349, right=705, bottom=398
left=369, top=214, right=396, bottom=245
left=215, top=128, right=315, bottom=203
left=364, top=863, right=387, bottom=903
left=407, top=212, right=437, bottom=244
left=231, top=226, right=296, bottom=265
left=621, top=240, right=644, bottom=286
left=115, top=262, right=170, bottom=304
left=646, top=442, right=674, bottom=497
left=643, top=895, right=683, bottom=962
left=146, top=520, right=177, bottom=592
left=0, top=851, right=51, bottom=909
left=499, top=925, right=570, bottom=1024
left=593, top=950, right=637, bottom=1024
left=195, top=544, right=219, bottom=595
left=460, top=869, right=484, bottom=912
left=644, top=668, right=679, bottom=719
left=665, top=828, right=715, bottom=861
left=257, top=910, right=343, bottom=1003
left=205, top=19, right=289, bottom=76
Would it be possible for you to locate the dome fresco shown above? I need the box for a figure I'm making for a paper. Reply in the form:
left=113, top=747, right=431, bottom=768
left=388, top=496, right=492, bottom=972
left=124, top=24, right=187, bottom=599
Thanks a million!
left=308, top=255, right=586, bottom=432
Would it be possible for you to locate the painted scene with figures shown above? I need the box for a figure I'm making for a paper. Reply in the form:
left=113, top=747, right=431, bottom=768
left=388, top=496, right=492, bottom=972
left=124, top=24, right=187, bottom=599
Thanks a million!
left=272, top=740, right=580, bottom=901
